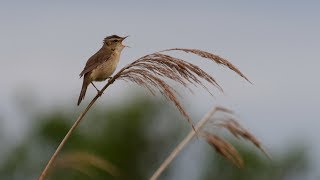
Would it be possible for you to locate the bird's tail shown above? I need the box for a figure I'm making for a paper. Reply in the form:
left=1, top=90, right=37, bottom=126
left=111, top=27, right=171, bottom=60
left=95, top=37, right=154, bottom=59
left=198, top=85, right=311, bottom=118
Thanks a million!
left=77, top=77, right=89, bottom=105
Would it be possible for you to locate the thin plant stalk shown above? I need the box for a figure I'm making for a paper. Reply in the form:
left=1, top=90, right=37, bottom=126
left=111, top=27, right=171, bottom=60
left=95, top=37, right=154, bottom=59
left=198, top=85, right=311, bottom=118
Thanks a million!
left=39, top=48, right=249, bottom=179
left=149, top=107, right=219, bottom=180
left=38, top=77, right=117, bottom=180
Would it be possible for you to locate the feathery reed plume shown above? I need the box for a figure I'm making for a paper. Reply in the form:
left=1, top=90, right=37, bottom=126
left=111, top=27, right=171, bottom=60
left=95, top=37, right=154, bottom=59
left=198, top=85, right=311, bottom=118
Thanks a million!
left=39, top=48, right=249, bottom=180
left=116, top=53, right=226, bottom=129
left=161, top=48, right=251, bottom=83
left=150, top=106, right=233, bottom=180
left=201, top=132, right=244, bottom=168
left=54, top=151, right=120, bottom=177
left=150, top=106, right=269, bottom=180
left=215, top=118, right=270, bottom=159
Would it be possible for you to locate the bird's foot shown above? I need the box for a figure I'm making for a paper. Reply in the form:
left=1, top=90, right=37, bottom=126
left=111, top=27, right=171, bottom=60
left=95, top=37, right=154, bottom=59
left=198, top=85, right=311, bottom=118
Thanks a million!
left=107, top=76, right=113, bottom=83
left=97, top=90, right=104, bottom=97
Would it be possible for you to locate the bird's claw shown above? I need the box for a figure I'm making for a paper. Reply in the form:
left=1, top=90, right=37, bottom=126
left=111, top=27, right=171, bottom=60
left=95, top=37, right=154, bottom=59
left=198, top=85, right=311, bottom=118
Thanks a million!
left=97, top=90, right=104, bottom=97
left=107, top=76, right=113, bottom=83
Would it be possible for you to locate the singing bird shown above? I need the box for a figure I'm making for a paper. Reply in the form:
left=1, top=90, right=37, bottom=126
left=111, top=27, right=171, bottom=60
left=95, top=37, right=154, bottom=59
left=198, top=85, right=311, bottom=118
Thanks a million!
left=77, top=35, right=128, bottom=105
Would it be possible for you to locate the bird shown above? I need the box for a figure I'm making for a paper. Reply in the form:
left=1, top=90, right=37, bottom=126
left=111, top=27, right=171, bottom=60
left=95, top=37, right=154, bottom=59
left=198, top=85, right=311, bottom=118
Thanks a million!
left=77, top=35, right=128, bottom=105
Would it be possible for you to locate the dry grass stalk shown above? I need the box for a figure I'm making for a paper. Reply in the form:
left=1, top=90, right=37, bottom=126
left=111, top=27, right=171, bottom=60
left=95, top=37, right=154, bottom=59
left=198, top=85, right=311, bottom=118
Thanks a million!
left=149, top=106, right=225, bottom=180
left=54, top=151, right=120, bottom=177
left=39, top=48, right=249, bottom=180
left=48, top=152, right=119, bottom=178
left=150, top=106, right=269, bottom=180
left=215, top=118, right=270, bottom=159
left=201, top=131, right=244, bottom=168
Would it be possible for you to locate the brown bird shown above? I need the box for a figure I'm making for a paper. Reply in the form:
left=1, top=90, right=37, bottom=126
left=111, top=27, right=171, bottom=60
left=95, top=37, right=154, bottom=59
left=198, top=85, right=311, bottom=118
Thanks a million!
left=77, top=35, right=128, bottom=105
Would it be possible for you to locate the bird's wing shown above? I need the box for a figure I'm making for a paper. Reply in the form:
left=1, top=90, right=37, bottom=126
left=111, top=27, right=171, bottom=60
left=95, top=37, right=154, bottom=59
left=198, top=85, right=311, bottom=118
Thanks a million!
left=79, top=48, right=112, bottom=77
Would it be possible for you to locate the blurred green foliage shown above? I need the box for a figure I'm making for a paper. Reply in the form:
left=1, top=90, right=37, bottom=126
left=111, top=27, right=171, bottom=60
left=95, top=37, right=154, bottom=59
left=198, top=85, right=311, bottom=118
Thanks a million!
left=0, top=96, right=310, bottom=180
left=200, top=142, right=309, bottom=180
left=0, top=97, right=188, bottom=180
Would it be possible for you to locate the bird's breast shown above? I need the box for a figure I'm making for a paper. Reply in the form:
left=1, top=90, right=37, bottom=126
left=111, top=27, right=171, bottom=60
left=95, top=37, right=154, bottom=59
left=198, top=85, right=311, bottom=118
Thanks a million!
left=90, top=52, right=120, bottom=81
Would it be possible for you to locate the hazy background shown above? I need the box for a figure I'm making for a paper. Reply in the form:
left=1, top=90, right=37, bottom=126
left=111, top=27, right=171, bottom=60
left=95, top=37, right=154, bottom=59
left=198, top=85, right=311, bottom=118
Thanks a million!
left=1, top=1, right=319, bottom=179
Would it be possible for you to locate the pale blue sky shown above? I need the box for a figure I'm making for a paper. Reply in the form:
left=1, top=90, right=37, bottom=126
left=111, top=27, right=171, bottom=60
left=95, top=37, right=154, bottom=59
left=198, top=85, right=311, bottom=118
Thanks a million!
left=1, top=1, right=320, bottom=179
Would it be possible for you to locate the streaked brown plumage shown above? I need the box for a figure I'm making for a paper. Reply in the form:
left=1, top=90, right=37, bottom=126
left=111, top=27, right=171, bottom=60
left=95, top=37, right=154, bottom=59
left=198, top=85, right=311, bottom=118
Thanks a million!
left=77, top=35, right=128, bottom=105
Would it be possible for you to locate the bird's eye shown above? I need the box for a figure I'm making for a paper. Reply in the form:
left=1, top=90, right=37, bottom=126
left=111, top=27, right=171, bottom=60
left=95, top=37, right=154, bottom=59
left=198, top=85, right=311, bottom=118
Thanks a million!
left=113, top=40, right=118, bottom=42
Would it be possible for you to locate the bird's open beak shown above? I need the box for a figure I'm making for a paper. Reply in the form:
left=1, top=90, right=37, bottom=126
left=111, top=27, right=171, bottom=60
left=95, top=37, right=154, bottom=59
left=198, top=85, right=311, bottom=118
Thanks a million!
left=121, top=35, right=130, bottom=48
left=121, top=35, right=129, bottom=41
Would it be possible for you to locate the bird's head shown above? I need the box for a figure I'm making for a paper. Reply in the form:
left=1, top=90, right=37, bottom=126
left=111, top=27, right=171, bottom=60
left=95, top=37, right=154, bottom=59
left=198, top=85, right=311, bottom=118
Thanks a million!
left=103, top=35, right=129, bottom=51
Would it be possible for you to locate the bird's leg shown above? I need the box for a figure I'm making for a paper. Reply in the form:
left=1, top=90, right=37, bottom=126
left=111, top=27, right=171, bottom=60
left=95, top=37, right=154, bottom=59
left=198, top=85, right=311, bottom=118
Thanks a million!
left=91, top=82, right=103, bottom=95
left=91, top=82, right=100, bottom=92
left=107, top=76, right=113, bottom=83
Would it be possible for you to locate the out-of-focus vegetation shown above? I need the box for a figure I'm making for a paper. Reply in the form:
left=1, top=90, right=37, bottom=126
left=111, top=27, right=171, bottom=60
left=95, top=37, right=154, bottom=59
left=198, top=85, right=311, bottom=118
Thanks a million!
left=0, top=96, right=310, bottom=180
left=201, top=142, right=309, bottom=180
